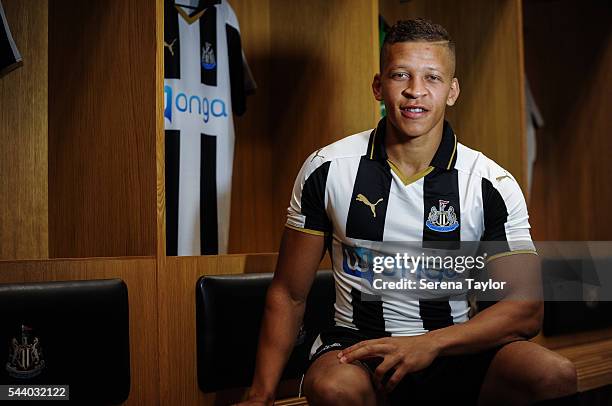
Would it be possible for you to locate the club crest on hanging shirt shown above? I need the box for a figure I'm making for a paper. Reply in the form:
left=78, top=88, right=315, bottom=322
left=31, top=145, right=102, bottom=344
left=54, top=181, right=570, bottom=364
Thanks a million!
left=201, top=42, right=216, bottom=70
left=5, top=324, right=46, bottom=379
left=426, top=200, right=459, bottom=232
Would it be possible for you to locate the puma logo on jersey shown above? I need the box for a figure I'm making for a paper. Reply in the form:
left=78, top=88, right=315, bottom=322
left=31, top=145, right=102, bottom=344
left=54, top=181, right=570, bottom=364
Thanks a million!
left=496, top=174, right=511, bottom=182
left=356, top=194, right=383, bottom=218
left=164, top=38, right=177, bottom=56
left=311, top=148, right=325, bottom=162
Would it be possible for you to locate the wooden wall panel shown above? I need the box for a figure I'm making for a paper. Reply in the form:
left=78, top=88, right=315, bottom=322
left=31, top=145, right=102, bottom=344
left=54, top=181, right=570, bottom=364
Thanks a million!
left=525, top=0, right=612, bottom=240
left=158, top=254, right=281, bottom=405
left=48, top=0, right=157, bottom=258
left=228, top=0, right=380, bottom=253
left=380, top=0, right=527, bottom=188
left=0, top=257, right=159, bottom=406
left=156, top=0, right=166, bottom=263
left=229, top=0, right=275, bottom=254
left=0, top=0, right=48, bottom=260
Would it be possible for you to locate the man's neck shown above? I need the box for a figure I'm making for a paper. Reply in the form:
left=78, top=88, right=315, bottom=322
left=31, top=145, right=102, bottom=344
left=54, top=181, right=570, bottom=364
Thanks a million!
left=384, top=119, right=444, bottom=178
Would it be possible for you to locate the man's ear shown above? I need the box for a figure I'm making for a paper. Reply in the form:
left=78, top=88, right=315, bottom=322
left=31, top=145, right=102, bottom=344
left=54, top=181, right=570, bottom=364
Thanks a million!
left=446, top=77, right=460, bottom=106
left=372, top=73, right=383, bottom=102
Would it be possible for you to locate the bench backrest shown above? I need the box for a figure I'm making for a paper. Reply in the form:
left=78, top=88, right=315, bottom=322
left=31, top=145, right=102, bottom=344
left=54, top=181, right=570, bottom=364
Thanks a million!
left=0, top=279, right=130, bottom=404
left=196, top=270, right=335, bottom=393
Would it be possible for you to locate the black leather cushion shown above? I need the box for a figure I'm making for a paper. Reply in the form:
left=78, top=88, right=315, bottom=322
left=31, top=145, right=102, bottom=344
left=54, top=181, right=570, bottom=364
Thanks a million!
left=196, top=270, right=335, bottom=393
left=542, top=257, right=612, bottom=335
left=0, top=279, right=130, bottom=404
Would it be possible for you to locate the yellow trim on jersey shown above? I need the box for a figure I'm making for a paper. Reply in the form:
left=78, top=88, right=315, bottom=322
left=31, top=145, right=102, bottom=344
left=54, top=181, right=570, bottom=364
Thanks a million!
left=175, top=5, right=206, bottom=25
left=369, top=127, right=378, bottom=160
left=285, top=224, right=326, bottom=236
left=486, top=249, right=538, bottom=264
left=387, top=161, right=434, bottom=186
left=446, top=133, right=458, bottom=170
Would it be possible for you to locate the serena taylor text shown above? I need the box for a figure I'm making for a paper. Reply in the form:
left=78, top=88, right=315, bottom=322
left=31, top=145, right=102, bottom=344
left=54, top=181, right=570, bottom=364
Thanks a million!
left=373, top=278, right=507, bottom=292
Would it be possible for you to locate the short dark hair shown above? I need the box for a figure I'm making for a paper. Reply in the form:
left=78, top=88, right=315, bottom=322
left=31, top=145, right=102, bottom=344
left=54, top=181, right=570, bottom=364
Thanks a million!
left=380, top=18, right=455, bottom=72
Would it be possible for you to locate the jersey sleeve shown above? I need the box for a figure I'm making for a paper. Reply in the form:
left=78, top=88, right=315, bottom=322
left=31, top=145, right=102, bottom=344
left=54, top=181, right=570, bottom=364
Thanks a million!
left=286, top=152, right=332, bottom=236
left=225, top=23, right=246, bottom=116
left=225, top=4, right=254, bottom=116
left=480, top=173, right=537, bottom=262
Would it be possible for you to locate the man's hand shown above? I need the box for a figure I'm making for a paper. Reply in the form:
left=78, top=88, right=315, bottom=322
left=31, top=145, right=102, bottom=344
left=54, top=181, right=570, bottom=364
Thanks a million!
left=337, top=335, right=440, bottom=393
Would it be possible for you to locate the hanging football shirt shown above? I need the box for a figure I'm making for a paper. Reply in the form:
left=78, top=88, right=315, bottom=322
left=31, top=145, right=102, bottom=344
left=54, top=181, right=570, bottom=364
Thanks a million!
left=164, top=0, right=255, bottom=255
left=0, top=0, right=22, bottom=77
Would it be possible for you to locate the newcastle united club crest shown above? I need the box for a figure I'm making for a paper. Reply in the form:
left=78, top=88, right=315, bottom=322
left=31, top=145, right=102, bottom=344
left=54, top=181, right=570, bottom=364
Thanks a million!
left=426, top=200, right=459, bottom=232
left=201, top=42, right=216, bottom=70
left=6, top=324, right=45, bottom=379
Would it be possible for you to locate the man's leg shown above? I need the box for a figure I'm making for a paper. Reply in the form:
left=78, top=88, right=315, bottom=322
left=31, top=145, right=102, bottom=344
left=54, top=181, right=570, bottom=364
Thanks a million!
left=303, top=350, right=378, bottom=406
left=478, top=341, right=578, bottom=406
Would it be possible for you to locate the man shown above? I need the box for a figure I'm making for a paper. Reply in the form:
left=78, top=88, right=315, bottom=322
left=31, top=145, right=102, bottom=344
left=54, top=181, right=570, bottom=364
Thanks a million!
left=238, top=19, right=577, bottom=405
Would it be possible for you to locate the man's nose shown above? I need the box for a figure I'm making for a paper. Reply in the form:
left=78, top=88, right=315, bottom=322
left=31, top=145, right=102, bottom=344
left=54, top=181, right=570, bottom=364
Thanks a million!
left=402, top=78, right=426, bottom=98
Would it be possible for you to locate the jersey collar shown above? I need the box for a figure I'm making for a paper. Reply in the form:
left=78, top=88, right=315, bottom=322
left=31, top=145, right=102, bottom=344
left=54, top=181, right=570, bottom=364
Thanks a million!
left=175, top=0, right=220, bottom=24
left=367, top=117, right=458, bottom=170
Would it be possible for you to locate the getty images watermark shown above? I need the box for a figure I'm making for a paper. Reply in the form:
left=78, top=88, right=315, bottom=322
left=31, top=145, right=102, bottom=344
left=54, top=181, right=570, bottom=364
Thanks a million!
left=369, top=251, right=507, bottom=292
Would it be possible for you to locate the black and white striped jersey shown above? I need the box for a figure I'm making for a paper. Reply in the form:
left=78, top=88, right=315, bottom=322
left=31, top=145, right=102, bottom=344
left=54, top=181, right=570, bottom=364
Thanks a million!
left=164, top=0, right=254, bottom=255
left=287, top=118, right=536, bottom=336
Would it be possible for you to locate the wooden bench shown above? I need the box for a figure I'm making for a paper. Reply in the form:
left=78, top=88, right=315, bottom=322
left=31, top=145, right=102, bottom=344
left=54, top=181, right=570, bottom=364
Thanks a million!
left=274, top=397, right=309, bottom=406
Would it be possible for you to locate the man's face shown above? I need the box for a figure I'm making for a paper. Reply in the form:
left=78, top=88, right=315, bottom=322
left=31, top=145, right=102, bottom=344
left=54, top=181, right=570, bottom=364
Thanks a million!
left=373, top=41, right=460, bottom=140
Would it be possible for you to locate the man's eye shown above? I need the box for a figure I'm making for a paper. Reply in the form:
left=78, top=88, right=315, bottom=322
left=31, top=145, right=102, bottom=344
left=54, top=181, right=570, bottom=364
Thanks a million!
left=427, top=75, right=441, bottom=81
left=391, top=72, right=408, bottom=79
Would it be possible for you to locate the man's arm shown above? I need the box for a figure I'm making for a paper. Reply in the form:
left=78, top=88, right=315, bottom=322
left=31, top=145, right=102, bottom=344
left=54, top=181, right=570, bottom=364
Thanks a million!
left=339, top=253, right=543, bottom=392
left=428, top=252, right=543, bottom=355
left=240, top=227, right=326, bottom=405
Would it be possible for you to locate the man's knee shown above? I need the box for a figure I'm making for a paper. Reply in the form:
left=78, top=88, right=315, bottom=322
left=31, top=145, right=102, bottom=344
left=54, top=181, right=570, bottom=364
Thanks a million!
left=529, top=356, right=577, bottom=400
left=304, top=365, right=374, bottom=406
left=482, top=342, right=578, bottom=405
